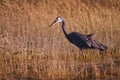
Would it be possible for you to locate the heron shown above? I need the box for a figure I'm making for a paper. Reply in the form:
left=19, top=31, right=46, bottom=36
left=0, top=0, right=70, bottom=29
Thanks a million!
left=50, top=16, right=108, bottom=52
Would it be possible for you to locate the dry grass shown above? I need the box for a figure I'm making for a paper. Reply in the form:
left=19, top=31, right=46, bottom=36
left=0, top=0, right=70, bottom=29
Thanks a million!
left=0, top=0, right=120, bottom=80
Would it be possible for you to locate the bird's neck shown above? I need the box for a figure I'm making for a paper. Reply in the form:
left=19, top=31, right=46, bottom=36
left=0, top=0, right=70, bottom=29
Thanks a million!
left=61, top=20, right=69, bottom=37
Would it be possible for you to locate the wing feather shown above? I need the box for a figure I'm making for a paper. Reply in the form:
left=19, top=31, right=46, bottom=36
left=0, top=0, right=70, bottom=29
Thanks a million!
left=67, top=32, right=107, bottom=51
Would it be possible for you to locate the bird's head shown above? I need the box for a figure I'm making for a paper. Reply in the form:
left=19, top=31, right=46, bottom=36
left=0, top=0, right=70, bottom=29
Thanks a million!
left=50, top=16, right=63, bottom=27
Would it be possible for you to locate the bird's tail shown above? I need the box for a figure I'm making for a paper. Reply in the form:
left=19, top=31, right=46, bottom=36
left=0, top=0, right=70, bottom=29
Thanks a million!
left=98, top=43, right=108, bottom=51
left=91, top=40, right=108, bottom=51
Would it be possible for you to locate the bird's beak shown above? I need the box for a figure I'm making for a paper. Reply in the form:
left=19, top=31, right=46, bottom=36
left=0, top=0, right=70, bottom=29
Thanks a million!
left=49, top=20, right=57, bottom=27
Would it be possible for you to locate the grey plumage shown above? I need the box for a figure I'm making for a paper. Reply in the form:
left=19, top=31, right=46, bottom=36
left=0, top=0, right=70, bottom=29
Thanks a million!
left=50, top=16, right=108, bottom=51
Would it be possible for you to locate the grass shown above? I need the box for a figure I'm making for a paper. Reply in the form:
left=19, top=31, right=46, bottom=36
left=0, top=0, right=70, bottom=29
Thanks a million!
left=0, top=0, right=120, bottom=80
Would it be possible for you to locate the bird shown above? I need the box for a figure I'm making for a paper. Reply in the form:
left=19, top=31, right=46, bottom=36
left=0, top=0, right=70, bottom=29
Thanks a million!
left=50, top=16, right=108, bottom=51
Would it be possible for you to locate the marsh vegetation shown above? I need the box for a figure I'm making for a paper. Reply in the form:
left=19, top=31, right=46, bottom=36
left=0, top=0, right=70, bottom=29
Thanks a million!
left=0, top=0, right=120, bottom=80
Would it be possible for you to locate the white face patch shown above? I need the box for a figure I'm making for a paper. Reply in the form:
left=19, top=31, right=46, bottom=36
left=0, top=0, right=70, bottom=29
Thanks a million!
left=57, top=17, right=61, bottom=20
left=52, top=17, right=62, bottom=25
left=56, top=17, right=62, bottom=22
left=50, top=17, right=63, bottom=26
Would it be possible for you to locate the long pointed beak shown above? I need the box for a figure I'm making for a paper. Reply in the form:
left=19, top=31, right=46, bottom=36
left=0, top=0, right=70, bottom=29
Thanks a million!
left=49, top=20, right=57, bottom=27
